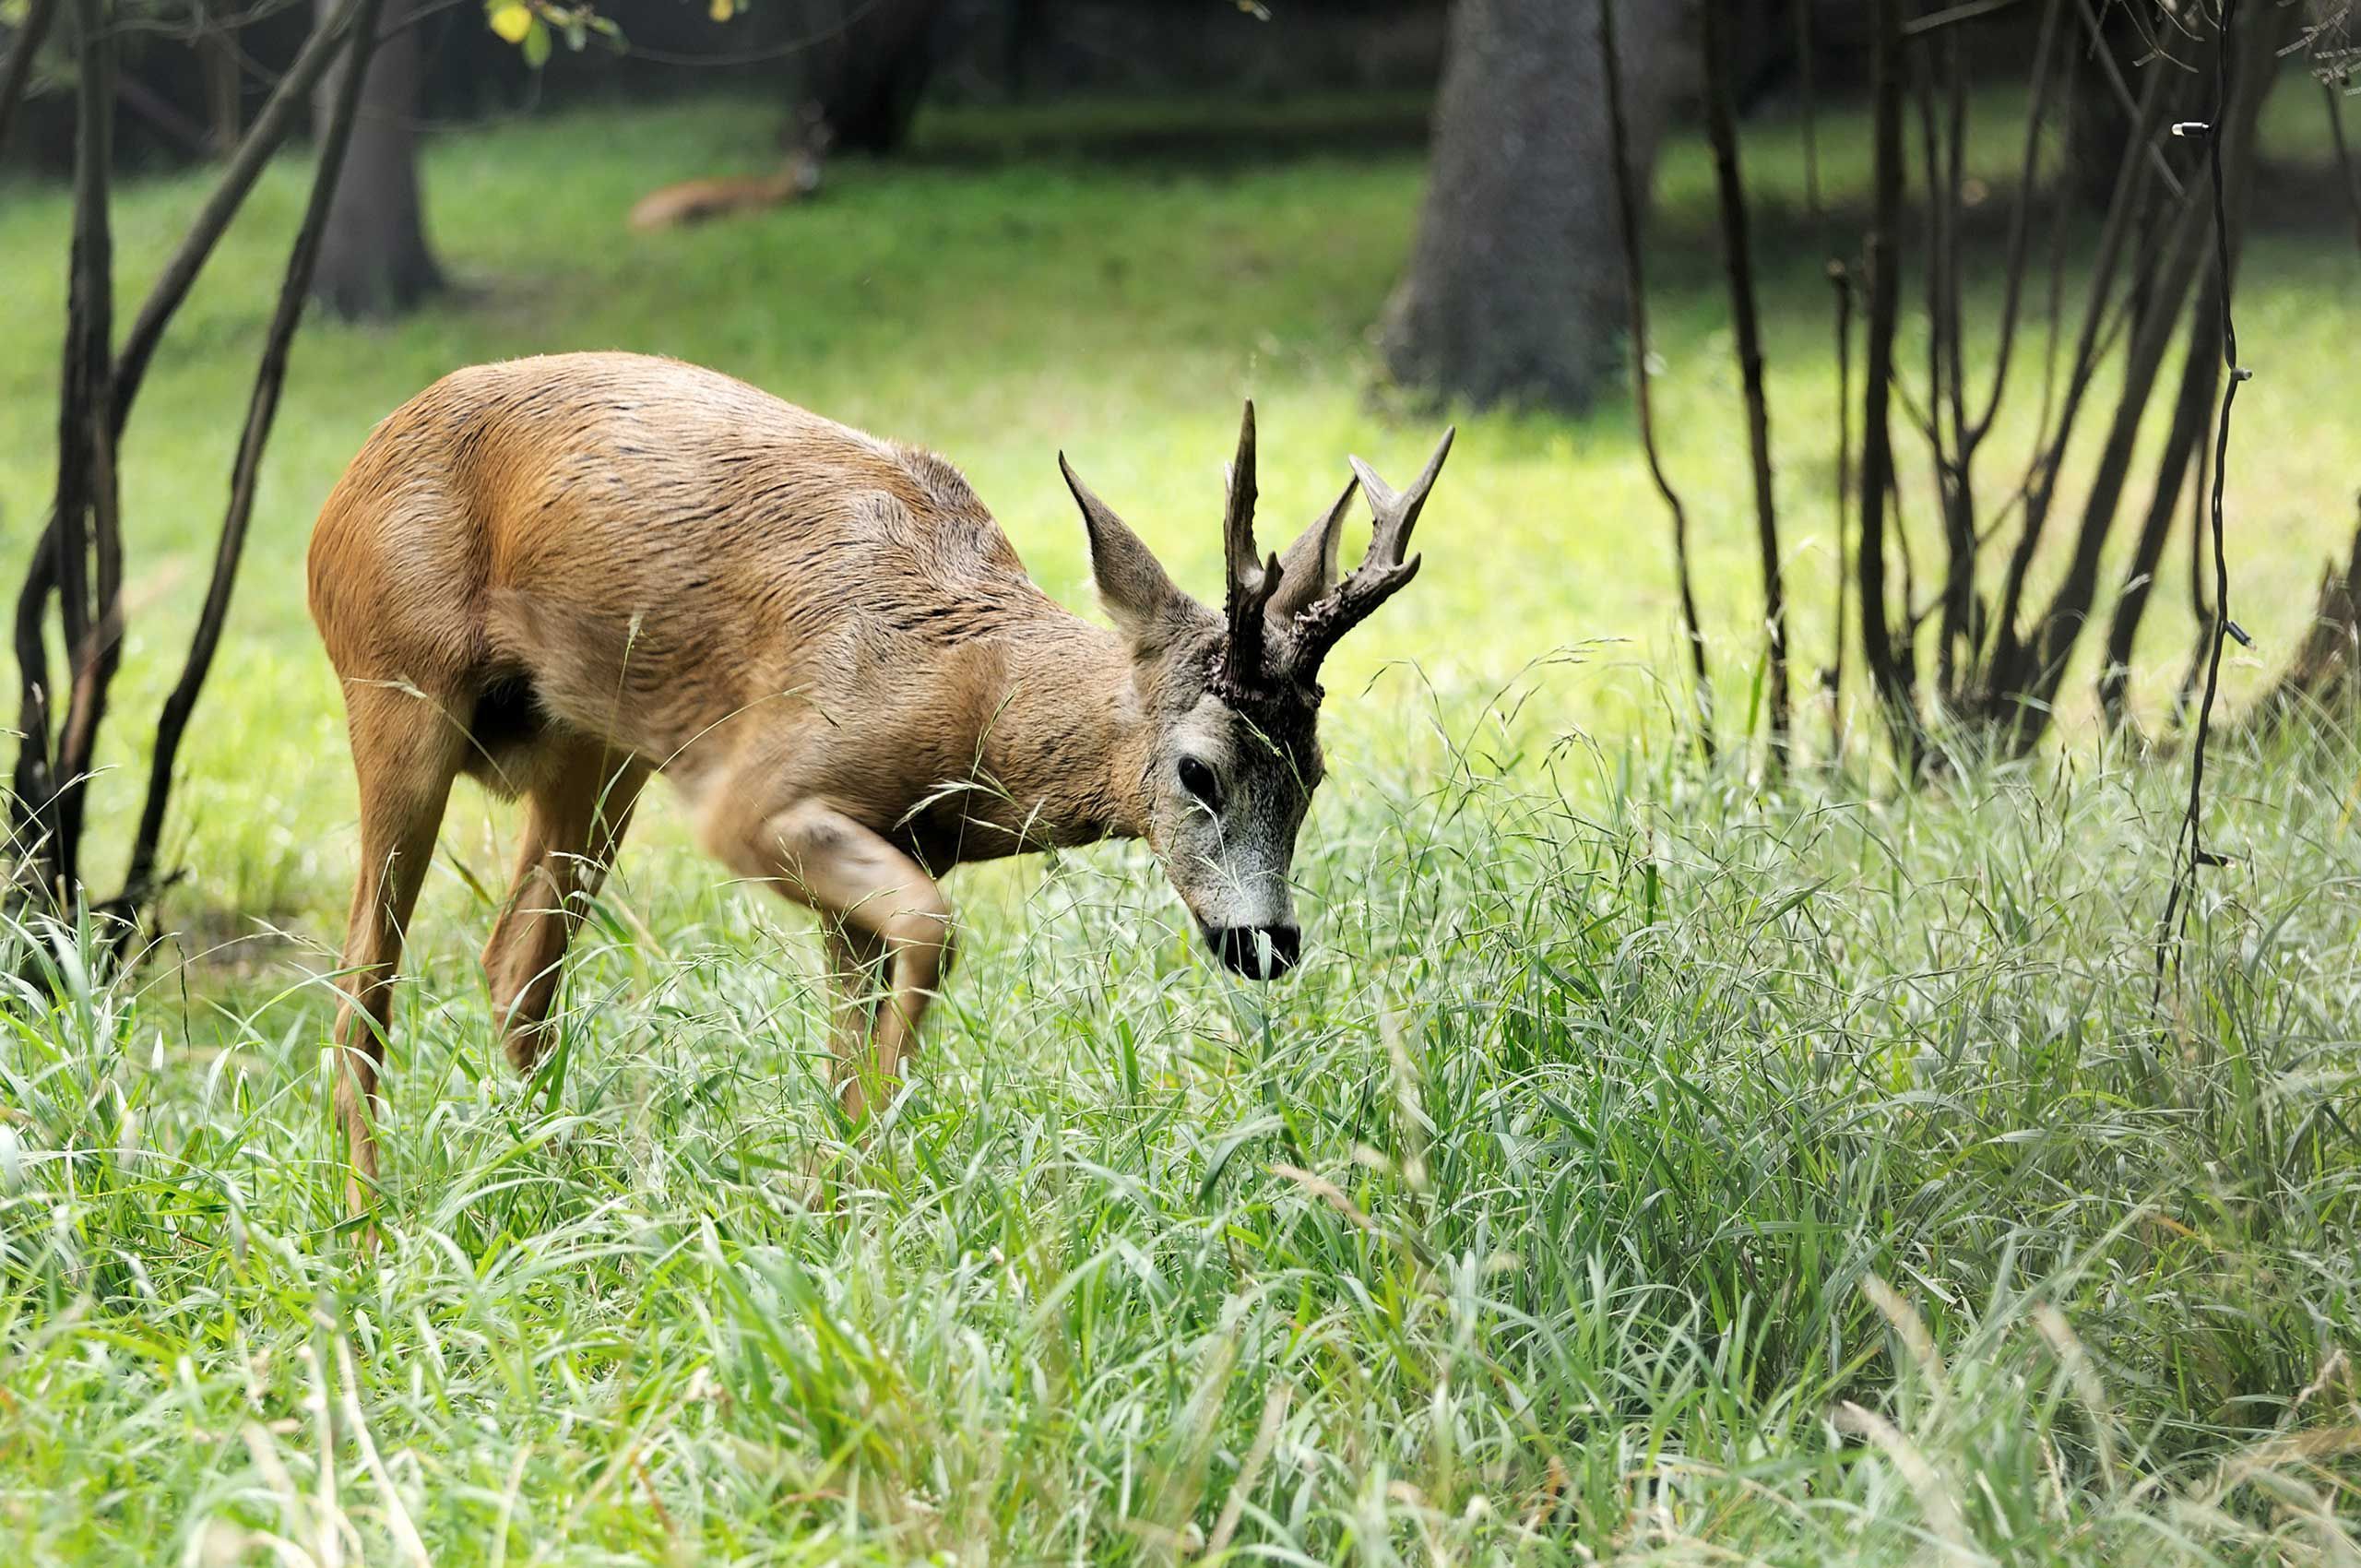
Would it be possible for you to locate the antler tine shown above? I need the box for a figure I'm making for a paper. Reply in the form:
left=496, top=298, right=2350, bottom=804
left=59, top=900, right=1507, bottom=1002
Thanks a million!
left=1347, top=423, right=1454, bottom=573
left=1268, top=470, right=1360, bottom=623
left=1285, top=425, right=1455, bottom=683
left=1222, top=399, right=1261, bottom=593
left=1219, top=399, right=1280, bottom=685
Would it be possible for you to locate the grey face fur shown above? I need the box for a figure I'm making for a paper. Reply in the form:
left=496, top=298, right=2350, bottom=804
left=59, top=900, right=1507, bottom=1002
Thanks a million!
left=1058, top=461, right=1320, bottom=980
left=1141, top=674, right=1323, bottom=977
left=1056, top=408, right=1450, bottom=981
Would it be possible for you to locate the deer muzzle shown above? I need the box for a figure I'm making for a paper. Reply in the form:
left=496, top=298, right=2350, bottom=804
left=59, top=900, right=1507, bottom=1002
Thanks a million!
left=1207, top=923, right=1301, bottom=981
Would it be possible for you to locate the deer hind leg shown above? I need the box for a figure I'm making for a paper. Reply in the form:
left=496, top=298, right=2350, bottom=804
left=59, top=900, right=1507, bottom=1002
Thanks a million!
left=482, top=742, right=649, bottom=1077
left=706, top=797, right=954, bottom=1121
left=331, top=680, right=465, bottom=1216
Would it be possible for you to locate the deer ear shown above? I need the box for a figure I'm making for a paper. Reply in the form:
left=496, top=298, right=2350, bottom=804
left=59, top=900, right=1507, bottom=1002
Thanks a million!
left=1060, top=454, right=1203, bottom=650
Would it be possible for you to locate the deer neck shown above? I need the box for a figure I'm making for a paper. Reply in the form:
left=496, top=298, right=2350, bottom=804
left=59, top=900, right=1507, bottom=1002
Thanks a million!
left=966, top=613, right=1156, bottom=855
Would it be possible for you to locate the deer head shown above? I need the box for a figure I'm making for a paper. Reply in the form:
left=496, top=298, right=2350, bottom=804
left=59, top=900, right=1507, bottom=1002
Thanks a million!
left=1058, top=403, right=1453, bottom=980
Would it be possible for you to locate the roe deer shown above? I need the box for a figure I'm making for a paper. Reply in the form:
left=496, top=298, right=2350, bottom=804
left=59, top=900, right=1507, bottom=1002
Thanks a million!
left=627, top=110, right=832, bottom=232
left=307, top=352, right=1450, bottom=1210
left=626, top=151, right=825, bottom=232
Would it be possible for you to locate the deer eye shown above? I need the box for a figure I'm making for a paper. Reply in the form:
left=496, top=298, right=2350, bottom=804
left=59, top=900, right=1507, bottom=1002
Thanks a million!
left=1177, top=754, right=1221, bottom=810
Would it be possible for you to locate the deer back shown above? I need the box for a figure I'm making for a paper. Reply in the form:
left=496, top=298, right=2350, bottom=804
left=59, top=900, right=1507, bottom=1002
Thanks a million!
left=307, top=352, right=1070, bottom=826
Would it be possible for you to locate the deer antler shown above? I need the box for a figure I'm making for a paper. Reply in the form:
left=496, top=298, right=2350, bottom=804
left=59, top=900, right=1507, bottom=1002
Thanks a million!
left=1218, top=400, right=1283, bottom=687
left=1284, top=425, right=1454, bottom=684
left=1267, top=471, right=1360, bottom=624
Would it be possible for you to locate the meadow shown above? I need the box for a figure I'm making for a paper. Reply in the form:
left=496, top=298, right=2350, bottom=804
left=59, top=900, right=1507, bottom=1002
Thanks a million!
left=2, top=76, right=2360, bottom=1564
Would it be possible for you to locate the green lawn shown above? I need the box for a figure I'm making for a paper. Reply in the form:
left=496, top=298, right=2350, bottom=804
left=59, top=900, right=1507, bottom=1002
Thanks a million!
left=2, top=81, right=2359, bottom=1565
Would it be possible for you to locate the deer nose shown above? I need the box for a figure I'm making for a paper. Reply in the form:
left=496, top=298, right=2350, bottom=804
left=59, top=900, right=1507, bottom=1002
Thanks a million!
left=1207, top=924, right=1300, bottom=980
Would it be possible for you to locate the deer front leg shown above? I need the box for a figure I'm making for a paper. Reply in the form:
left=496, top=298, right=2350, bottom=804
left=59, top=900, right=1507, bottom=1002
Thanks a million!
left=483, top=749, right=649, bottom=1076
left=821, top=922, right=886, bottom=1105
left=708, top=799, right=954, bottom=1121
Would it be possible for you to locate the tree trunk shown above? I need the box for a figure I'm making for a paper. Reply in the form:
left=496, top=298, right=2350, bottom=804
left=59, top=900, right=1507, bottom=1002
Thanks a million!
left=2248, top=510, right=2361, bottom=738
left=1377, top=0, right=1685, bottom=411
left=798, top=0, right=945, bottom=155
left=309, top=0, right=440, bottom=318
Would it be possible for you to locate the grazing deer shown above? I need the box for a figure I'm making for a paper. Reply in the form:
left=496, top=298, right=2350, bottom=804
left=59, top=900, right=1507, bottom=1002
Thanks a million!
left=627, top=110, right=833, bottom=233
left=626, top=149, right=825, bottom=233
left=307, top=352, right=1450, bottom=1209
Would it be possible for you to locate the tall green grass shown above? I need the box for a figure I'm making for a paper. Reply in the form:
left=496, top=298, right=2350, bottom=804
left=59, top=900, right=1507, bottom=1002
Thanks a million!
left=6, top=707, right=2357, bottom=1562
left=4, top=77, right=2360, bottom=1565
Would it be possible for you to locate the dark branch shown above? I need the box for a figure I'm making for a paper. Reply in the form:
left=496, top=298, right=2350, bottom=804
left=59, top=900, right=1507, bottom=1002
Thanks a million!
left=1827, top=264, right=1855, bottom=759
left=1985, top=52, right=2181, bottom=691
left=2096, top=281, right=2225, bottom=731
left=2161, top=0, right=2278, bottom=972
left=118, top=0, right=393, bottom=911
left=30, top=0, right=119, bottom=908
left=9, top=0, right=374, bottom=844
left=2017, top=0, right=2280, bottom=745
left=1602, top=0, right=1713, bottom=762
left=114, top=0, right=371, bottom=425
left=1703, top=0, right=1788, bottom=757
left=1965, top=0, right=2069, bottom=447
left=1857, top=0, right=1920, bottom=766
left=0, top=0, right=63, bottom=162
left=1904, top=0, right=2028, bottom=37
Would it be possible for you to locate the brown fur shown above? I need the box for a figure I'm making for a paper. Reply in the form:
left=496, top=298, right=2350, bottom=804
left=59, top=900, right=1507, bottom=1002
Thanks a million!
left=309, top=354, right=1169, bottom=1206
left=308, top=352, right=1446, bottom=1213
left=626, top=157, right=822, bottom=232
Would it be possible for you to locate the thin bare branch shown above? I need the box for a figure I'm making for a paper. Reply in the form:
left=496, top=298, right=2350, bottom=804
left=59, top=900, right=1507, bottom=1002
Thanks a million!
left=1602, top=0, right=1712, bottom=761
left=0, top=0, right=62, bottom=161
left=114, top=0, right=370, bottom=423
left=2162, top=0, right=2279, bottom=972
left=2011, top=185, right=2214, bottom=729
left=2096, top=282, right=2224, bottom=731
left=1827, top=262, right=1855, bottom=761
left=2073, top=0, right=2189, bottom=198
left=1795, top=0, right=1821, bottom=221
left=119, top=0, right=392, bottom=909
left=1916, top=30, right=1975, bottom=699
left=34, top=0, right=119, bottom=907
left=9, top=0, right=373, bottom=778
left=1986, top=52, right=2182, bottom=688
left=1703, top=0, right=1788, bottom=758
left=1858, top=0, right=1921, bottom=765
left=1966, top=0, right=2069, bottom=445
left=1904, top=0, right=2029, bottom=37
left=2020, top=0, right=2281, bottom=745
